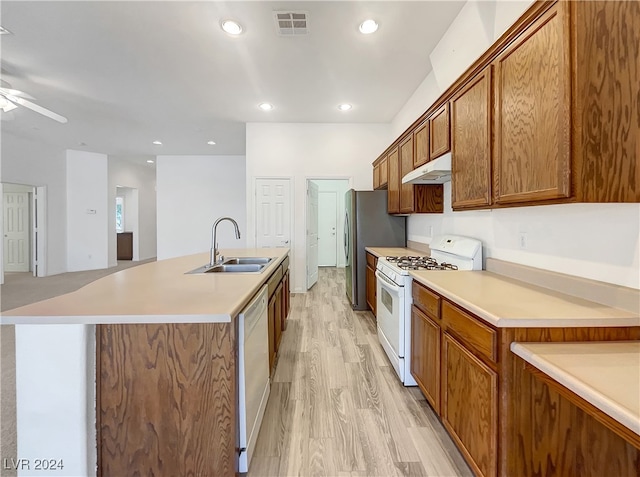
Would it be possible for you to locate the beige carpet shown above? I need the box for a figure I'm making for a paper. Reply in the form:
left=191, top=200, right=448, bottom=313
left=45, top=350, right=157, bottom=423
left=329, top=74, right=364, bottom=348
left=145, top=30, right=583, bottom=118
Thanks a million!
left=0, top=258, right=155, bottom=476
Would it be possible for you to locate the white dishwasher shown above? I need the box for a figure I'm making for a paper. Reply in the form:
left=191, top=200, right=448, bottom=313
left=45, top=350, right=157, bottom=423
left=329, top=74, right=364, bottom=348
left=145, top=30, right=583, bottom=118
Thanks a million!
left=238, top=285, right=270, bottom=473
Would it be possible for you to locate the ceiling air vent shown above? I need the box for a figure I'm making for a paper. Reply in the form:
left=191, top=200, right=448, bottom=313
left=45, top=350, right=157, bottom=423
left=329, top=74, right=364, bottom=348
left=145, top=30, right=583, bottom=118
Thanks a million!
left=273, top=11, right=309, bottom=36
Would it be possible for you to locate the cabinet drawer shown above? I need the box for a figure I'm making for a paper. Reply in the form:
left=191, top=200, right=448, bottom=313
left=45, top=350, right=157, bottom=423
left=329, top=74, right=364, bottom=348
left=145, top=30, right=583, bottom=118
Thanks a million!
left=366, top=252, right=377, bottom=269
left=267, top=266, right=283, bottom=298
left=442, top=301, right=496, bottom=362
left=282, top=255, right=290, bottom=272
left=412, top=282, right=441, bottom=320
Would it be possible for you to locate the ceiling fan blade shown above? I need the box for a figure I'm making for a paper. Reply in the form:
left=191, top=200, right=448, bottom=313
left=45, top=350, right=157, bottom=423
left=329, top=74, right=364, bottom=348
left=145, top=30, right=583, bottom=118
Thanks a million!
left=8, top=95, right=67, bottom=123
left=0, top=87, right=35, bottom=100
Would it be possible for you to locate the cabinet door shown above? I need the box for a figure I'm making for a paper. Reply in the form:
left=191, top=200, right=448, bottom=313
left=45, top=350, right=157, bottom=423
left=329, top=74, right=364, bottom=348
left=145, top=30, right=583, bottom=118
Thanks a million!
left=283, top=269, right=290, bottom=320
left=274, top=283, right=283, bottom=351
left=494, top=3, right=571, bottom=205
left=399, top=136, right=415, bottom=214
left=410, top=306, right=440, bottom=413
left=442, top=333, right=497, bottom=477
left=429, top=104, right=451, bottom=159
left=451, top=68, right=492, bottom=209
left=379, top=157, right=388, bottom=188
left=366, top=265, right=377, bottom=316
left=268, top=293, right=276, bottom=374
left=387, top=147, right=400, bottom=214
left=413, top=121, right=429, bottom=168
left=373, top=164, right=381, bottom=190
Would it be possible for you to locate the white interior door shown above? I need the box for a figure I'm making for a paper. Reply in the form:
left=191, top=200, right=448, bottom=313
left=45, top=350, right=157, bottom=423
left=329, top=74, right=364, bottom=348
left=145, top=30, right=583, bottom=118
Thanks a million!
left=3, top=192, right=30, bottom=272
left=255, top=179, right=291, bottom=248
left=318, top=191, right=337, bottom=266
left=306, top=181, right=319, bottom=289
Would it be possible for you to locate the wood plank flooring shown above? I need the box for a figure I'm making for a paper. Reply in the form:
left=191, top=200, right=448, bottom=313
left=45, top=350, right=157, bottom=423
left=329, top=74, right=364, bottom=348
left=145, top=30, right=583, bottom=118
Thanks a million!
left=249, top=268, right=472, bottom=477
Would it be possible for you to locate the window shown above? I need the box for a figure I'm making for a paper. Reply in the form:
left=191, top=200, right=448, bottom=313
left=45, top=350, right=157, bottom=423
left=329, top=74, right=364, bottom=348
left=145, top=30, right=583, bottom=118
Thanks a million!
left=116, top=197, right=124, bottom=233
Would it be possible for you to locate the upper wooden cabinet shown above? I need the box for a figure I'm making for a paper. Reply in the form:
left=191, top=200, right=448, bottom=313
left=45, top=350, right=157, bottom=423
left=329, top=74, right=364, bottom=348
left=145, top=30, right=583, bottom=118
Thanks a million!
left=400, top=136, right=415, bottom=214
left=413, top=121, right=429, bottom=168
left=372, top=0, right=639, bottom=210
left=494, top=3, right=571, bottom=205
left=373, top=156, right=389, bottom=190
left=379, top=156, right=388, bottom=188
left=573, top=0, right=639, bottom=202
left=387, top=147, right=400, bottom=214
left=388, top=135, right=445, bottom=215
left=429, top=103, right=451, bottom=159
left=373, top=164, right=380, bottom=190
left=451, top=68, right=493, bottom=210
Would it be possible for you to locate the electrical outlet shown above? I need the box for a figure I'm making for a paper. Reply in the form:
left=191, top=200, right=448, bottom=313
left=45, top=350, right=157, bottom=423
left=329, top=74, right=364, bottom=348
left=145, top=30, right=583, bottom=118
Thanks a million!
left=519, top=232, right=527, bottom=249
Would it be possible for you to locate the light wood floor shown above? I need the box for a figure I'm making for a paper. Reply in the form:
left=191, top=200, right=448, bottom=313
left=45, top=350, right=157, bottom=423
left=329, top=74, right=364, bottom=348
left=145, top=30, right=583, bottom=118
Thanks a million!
left=248, top=267, right=472, bottom=477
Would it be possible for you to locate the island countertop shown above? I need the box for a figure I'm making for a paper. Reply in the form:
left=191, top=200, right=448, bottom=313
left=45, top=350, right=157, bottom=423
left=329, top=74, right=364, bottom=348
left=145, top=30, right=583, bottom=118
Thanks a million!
left=1, top=248, right=289, bottom=325
left=409, top=270, right=639, bottom=328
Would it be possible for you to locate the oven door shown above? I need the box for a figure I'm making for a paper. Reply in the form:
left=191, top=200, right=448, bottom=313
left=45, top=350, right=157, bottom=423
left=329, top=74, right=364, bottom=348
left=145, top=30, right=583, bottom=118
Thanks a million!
left=375, top=269, right=406, bottom=370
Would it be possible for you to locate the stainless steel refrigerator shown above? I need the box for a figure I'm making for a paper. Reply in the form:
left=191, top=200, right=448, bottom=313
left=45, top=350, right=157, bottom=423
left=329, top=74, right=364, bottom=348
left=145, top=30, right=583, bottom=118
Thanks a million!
left=344, top=189, right=406, bottom=310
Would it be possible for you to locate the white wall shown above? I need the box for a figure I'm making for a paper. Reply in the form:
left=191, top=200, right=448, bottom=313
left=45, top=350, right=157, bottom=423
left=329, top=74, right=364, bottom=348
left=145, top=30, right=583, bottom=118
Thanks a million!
left=108, top=157, right=157, bottom=266
left=156, top=155, right=246, bottom=260
left=15, top=325, right=96, bottom=477
left=246, top=123, right=391, bottom=292
left=66, top=150, right=109, bottom=272
left=392, top=0, right=534, bottom=138
left=394, top=0, right=640, bottom=290
left=1, top=133, right=67, bottom=276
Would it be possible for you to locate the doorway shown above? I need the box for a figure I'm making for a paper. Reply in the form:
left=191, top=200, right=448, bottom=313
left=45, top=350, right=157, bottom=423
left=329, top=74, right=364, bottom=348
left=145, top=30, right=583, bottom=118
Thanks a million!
left=305, top=178, right=350, bottom=289
left=1, top=182, right=47, bottom=282
left=115, top=186, right=139, bottom=261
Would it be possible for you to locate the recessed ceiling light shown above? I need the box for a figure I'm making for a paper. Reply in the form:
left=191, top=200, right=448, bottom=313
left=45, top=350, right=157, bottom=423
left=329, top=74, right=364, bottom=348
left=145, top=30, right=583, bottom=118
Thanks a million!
left=207, top=140, right=216, bottom=145
left=221, top=20, right=243, bottom=35
left=259, top=103, right=274, bottom=111
left=152, top=140, right=162, bottom=145
left=146, top=160, right=155, bottom=164
left=338, top=104, right=352, bottom=111
left=359, top=19, right=378, bottom=34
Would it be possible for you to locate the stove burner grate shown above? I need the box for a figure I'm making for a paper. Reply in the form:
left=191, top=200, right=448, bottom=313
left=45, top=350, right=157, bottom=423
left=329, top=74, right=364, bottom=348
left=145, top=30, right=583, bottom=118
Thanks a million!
left=383, top=255, right=461, bottom=271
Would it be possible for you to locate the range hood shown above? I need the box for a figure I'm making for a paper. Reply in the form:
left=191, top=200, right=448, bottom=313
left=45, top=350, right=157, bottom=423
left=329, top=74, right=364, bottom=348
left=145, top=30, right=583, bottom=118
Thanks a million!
left=401, top=152, right=451, bottom=184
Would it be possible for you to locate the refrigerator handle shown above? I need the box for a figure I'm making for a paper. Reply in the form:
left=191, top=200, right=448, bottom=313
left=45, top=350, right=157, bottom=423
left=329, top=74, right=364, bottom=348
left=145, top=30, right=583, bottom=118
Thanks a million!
left=344, top=212, right=349, bottom=262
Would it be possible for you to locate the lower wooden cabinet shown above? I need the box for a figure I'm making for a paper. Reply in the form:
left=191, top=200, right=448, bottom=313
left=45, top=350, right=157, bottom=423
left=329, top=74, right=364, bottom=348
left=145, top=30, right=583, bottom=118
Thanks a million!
left=268, top=291, right=277, bottom=372
left=268, top=259, right=291, bottom=375
left=116, top=232, right=133, bottom=260
left=442, top=333, right=498, bottom=477
left=365, top=252, right=377, bottom=315
left=410, top=305, right=440, bottom=412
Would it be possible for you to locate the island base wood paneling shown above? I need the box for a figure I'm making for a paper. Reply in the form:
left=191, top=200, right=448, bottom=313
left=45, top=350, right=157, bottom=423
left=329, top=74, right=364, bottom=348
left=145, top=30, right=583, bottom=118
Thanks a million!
left=509, top=356, right=640, bottom=477
left=97, top=322, right=236, bottom=477
left=499, top=326, right=640, bottom=477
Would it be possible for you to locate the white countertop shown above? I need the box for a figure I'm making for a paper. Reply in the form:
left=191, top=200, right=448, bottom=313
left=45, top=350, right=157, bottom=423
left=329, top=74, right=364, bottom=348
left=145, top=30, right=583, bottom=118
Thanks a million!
left=409, top=271, right=639, bottom=328
left=365, top=246, right=425, bottom=258
left=511, top=341, right=640, bottom=437
left=1, top=248, right=289, bottom=325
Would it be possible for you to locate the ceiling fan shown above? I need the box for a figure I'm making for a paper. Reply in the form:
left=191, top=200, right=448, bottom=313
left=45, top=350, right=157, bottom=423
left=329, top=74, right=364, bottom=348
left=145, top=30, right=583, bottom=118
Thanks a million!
left=0, top=80, right=67, bottom=123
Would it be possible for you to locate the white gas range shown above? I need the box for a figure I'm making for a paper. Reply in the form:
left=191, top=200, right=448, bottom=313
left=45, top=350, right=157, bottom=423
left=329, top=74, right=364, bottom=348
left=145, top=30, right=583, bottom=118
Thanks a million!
left=375, top=234, right=483, bottom=386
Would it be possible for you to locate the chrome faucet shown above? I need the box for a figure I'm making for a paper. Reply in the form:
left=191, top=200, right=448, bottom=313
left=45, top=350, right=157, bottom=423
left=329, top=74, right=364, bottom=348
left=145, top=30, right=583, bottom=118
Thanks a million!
left=209, top=217, right=241, bottom=267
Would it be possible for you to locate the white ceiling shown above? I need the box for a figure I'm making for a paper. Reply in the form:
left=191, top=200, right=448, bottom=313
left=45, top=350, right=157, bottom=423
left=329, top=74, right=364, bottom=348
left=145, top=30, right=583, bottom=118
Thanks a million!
left=0, top=1, right=465, bottom=158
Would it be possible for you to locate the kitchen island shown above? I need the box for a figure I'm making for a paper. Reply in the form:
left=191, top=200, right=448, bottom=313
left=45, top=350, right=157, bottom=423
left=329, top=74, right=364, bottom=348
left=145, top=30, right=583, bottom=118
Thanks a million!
left=2, top=248, right=290, bottom=477
left=408, top=265, right=640, bottom=477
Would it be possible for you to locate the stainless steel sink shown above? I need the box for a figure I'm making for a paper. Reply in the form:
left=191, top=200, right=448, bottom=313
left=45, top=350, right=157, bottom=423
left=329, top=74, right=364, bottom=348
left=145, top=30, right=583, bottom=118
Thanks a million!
left=222, top=257, right=273, bottom=266
left=208, top=263, right=265, bottom=273
left=186, top=257, right=274, bottom=274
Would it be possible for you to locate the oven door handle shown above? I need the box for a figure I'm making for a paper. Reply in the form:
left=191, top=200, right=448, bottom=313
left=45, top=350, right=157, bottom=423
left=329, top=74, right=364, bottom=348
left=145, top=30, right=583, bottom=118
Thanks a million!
left=375, top=270, right=402, bottom=293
